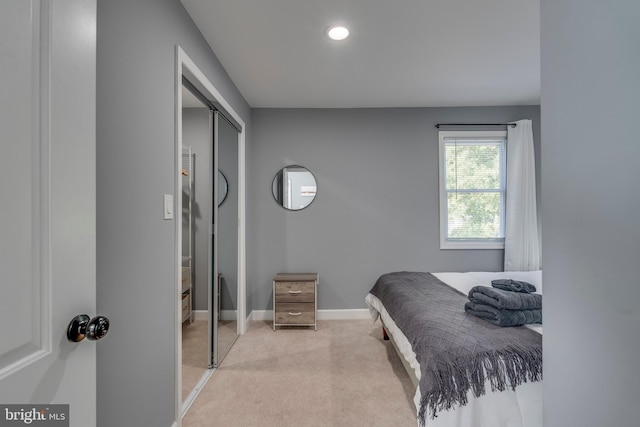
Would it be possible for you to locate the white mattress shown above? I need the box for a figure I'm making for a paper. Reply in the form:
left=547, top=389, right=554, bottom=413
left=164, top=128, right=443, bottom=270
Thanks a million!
left=365, top=271, right=543, bottom=427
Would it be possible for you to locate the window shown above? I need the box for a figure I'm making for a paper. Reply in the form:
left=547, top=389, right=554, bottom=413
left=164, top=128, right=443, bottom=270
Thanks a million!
left=438, top=131, right=506, bottom=249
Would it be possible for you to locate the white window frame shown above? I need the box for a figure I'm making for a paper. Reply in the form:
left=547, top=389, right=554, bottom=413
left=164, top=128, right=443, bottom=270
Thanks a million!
left=438, top=130, right=507, bottom=250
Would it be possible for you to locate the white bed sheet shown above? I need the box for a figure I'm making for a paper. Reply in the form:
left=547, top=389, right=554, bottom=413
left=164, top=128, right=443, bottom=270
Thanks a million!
left=365, top=271, right=543, bottom=427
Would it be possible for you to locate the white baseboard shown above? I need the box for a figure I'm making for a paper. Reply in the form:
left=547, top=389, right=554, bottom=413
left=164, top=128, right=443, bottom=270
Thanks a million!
left=250, top=310, right=271, bottom=321
left=193, top=310, right=208, bottom=321
left=249, top=309, right=370, bottom=321
left=193, top=309, right=237, bottom=321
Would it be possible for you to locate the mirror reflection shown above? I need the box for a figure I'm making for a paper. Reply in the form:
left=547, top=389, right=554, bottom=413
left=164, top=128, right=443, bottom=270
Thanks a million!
left=180, top=85, right=208, bottom=407
left=272, top=165, right=317, bottom=211
left=215, top=113, right=239, bottom=365
left=218, top=170, right=228, bottom=206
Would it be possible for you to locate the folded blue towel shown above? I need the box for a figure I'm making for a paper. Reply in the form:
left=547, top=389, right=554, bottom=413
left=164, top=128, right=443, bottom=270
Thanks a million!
left=465, top=301, right=542, bottom=327
left=468, top=285, right=542, bottom=310
left=491, top=278, right=537, bottom=293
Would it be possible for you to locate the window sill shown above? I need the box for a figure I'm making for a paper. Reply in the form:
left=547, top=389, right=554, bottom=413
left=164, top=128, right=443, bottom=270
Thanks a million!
left=440, top=240, right=504, bottom=250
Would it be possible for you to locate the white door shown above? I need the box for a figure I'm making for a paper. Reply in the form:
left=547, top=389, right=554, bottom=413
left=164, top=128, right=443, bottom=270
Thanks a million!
left=0, top=1, right=98, bottom=426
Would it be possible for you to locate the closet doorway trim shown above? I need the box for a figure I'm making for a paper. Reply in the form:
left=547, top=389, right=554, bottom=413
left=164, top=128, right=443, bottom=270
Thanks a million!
left=174, top=45, right=247, bottom=424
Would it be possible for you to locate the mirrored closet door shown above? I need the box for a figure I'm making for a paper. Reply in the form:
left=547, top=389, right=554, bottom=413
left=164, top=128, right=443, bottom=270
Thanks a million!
left=180, top=80, right=240, bottom=410
left=181, top=85, right=211, bottom=406
left=213, top=112, right=239, bottom=366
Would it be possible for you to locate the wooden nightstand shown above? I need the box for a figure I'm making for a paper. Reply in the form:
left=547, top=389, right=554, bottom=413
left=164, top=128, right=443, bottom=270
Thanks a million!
left=273, top=273, right=318, bottom=331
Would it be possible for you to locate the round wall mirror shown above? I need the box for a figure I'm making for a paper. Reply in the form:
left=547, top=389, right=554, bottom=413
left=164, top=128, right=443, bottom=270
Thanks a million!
left=218, top=170, right=228, bottom=206
left=272, top=165, right=317, bottom=211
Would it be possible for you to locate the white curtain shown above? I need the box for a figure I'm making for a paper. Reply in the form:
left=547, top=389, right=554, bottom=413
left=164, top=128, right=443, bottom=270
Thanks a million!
left=504, top=119, right=540, bottom=271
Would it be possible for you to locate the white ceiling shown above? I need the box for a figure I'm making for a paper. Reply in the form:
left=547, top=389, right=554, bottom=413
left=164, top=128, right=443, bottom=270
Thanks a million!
left=180, top=0, right=540, bottom=109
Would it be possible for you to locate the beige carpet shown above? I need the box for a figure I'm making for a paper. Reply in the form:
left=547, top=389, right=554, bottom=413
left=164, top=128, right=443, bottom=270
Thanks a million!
left=183, top=319, right=417, bottom=427
left=217, top=319, right=238, bottom=364
left=183, top=319, right=240, bottom=401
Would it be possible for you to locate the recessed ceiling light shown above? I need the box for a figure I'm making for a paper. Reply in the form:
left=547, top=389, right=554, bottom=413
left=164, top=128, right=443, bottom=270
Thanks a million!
left=326, top=26, right=349, bottom=41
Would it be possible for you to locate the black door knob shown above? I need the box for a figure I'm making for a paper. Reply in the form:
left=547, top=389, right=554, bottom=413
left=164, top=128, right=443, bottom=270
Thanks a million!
left=67, top=314, right=110, bottom=342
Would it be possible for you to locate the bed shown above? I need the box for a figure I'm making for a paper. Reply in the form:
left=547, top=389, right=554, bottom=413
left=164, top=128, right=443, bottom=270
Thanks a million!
left=365, top=271, right=543, bottom=427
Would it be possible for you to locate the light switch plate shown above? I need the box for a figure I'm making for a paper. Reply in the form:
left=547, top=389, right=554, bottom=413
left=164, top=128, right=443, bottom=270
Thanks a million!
left=164, top=194, right=174, bottom=219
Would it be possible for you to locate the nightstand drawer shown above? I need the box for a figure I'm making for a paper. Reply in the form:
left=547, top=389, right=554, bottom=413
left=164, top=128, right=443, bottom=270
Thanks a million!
left=181, top=293, right=190, bottom=322
left=274, top=303, right=315, bottom=325
left=274, top=281, right=315, bottom=303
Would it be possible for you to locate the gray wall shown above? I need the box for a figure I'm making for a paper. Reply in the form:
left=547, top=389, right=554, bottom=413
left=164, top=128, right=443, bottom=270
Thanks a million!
left=541, top=1, right=640, bottom=426
left=96, top=1, right=250, bottom=426
left=248, top=106, right=540, bottom=312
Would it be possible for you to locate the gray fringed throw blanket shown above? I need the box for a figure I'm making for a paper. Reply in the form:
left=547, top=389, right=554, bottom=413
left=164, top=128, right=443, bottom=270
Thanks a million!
left=369, top=272, right=542, bottom=426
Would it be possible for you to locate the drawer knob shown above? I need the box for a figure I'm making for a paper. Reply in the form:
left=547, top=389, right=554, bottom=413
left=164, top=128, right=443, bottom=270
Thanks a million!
left=288, top=290, right=302, bottom=294
left=288, top=312, right=302, bottom=316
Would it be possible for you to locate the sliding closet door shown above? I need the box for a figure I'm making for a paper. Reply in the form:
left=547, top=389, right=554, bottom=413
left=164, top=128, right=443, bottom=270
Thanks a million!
left=181, top=83, right=214, bottom=411
left=212, top=111, right=240, bottom=367
left=209, top=111, right=218, bottom=369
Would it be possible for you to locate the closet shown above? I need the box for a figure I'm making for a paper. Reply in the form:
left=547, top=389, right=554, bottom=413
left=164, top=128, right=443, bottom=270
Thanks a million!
left=180, top=78, right=241, bottom=411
